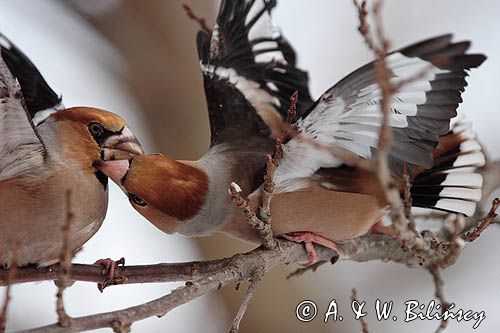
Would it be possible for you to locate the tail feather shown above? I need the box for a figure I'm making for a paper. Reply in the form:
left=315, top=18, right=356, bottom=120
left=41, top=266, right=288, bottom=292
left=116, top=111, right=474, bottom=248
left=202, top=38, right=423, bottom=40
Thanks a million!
left=411, top=120, right=485, bottom=216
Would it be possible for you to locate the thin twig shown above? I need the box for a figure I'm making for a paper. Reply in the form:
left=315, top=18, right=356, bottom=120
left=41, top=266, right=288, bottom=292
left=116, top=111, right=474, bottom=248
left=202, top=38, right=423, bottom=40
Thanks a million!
left=286, top=124, right=372, bottom=170
left=353, top=0, right=383, bottom=57
left=258, top=92, right=298, bottom=244
left=228, top=269, right=263, bottom=333
left=260, top=91, right=298, bottom=221
left=0, top=241, right=18, bottom=333
left=286, top=260, right=328, bottom=279
left=182, top=4, right=212, bottom=36
left=353, top=0, right=431, bottom=258
left=462, top=198, right=500, bottom=242
left=428, top=266, right=450, bottom=333
left=55, top=191, right=73, bottom=327
left=402, top=169, right=417, bottom=233
left=351, top=288, right=369, bottom=333
left=229, top=183, right=278, bottom=250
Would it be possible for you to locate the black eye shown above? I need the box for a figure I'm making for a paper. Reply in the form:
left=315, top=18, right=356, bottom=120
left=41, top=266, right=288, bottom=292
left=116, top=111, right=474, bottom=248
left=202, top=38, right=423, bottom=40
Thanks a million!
left=129, top=193, right=147, bottom=206
left=88, top=122, right=104, bottom=137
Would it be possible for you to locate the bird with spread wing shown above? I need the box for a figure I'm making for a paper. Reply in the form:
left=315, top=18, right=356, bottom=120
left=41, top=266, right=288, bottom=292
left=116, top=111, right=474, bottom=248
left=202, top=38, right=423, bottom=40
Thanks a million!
left=98, top=0, right=486, bottom=264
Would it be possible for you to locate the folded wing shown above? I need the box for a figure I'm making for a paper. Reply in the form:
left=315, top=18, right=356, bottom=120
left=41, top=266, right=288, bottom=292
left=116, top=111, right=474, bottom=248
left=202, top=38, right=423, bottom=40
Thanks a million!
left=0, top=47, right=45, bottom=181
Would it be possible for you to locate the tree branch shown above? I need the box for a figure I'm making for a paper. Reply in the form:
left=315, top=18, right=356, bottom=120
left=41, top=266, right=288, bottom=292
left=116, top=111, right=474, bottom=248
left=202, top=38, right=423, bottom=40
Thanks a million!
left=0, top=241, right=17, bottom=333
left=55, top=191, right=73, bottom=327
left=0, top=257, right=240, bottom=286
left=227, top=268, right=263, bottom=333
left=182, top=3, right=212, bottom=36
left=24, top=241, right=334, bottom=333
left=229, top=182, right=278, bottom=250
left=428, top=266, right=450, bottom=333
left=462, top=198, right=500, bottom=242
left=351, top=288, right=369, bottom=333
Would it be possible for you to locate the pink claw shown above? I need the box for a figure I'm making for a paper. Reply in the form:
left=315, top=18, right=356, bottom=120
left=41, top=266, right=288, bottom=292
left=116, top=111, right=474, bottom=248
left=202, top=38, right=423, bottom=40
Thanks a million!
left=283, top=231, right=341, bottom=266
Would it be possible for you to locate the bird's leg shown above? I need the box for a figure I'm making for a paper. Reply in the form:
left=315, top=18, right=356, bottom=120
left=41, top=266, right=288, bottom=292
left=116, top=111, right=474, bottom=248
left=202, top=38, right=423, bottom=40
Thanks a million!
left=283, top=231, right=341, bottom=266
left=93, top=257, right=126, bottom=292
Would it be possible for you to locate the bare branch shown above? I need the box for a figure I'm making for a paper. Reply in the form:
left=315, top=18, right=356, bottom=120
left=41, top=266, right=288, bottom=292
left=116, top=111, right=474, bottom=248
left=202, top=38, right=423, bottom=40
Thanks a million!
left=0, top=259, right=235, bottom=286
left=428, top=266, right=450, bottom=333
left=353, top=0, right=384, bottom=57
left=287, top=260, right=329, bottom=279
left=351, top=288, right=369, bottom=333
left=286, top=124, right=372, bottom=170
left=402, top=168, right=417, bottom=233
left=228, top=269, right=263, bottom=333
left=260, top=91, right=297, bottom=222
left=182, top=3, right=212, bottom=36
left=229, top=183, right=278, bottom=250
left=0, top=241, right=18, bottom=333
left=24, top=241, right=335, bottom=333
left=462, top=198, right=500, bottom=242
left=353, top=0, right=432, bottom=259
left=55, top=191, right=73, bottom=327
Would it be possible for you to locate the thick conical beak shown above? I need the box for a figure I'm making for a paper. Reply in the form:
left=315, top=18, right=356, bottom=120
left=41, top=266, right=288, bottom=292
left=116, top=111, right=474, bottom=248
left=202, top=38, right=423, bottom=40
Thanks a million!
left=98, top=159, right=130, bottom=185
left=102, top=126, right=144, bottom=161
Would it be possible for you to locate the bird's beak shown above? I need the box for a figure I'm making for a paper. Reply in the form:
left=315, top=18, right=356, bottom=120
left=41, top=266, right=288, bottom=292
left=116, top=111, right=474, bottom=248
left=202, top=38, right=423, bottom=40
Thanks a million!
left=98, top=159, right=130, bottom=186
left=101, top=126, right=144, bottom=161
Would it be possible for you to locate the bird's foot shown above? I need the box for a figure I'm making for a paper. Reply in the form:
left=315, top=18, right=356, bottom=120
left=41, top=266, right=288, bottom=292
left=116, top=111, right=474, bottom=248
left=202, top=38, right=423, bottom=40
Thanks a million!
left=94, top=257, right=126, bottom=292
left=283, top=231, right=341, bottom=266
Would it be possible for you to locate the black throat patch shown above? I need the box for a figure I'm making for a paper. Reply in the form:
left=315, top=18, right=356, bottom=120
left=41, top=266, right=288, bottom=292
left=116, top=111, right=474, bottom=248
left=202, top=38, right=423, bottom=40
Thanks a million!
left=94, top=170, right=108, bottom=190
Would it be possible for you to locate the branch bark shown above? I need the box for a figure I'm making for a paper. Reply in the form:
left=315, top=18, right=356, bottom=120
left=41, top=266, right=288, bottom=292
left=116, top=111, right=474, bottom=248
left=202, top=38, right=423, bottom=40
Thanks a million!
left=24, top=241, right=334, bottom=333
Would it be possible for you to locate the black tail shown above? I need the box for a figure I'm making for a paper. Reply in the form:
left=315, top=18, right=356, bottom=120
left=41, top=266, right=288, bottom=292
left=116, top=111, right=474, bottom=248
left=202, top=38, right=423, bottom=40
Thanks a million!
left=0, top=33, right=60, bottom=116
left=411, top=120, right=485, bottom=216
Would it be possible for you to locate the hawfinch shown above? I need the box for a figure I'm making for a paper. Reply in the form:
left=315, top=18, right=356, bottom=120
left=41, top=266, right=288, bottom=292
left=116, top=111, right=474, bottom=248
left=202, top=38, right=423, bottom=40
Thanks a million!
left=0, top=34, right=143, bottom=267
left=99, top=0, right=486, bottom=259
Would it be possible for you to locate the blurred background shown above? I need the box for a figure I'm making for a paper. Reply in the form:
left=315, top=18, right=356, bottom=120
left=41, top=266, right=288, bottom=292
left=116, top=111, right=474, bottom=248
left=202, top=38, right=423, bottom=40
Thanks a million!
left=0, top=0, right=499, bottom=332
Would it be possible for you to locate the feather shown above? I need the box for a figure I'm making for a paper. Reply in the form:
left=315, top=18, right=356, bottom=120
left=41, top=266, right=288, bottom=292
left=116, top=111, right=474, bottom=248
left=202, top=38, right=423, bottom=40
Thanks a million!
left=275, top=35, right=485, bottom=189
left=197, top=0, right=313, bottom=145
left=411, top=120, right=485, bottom=216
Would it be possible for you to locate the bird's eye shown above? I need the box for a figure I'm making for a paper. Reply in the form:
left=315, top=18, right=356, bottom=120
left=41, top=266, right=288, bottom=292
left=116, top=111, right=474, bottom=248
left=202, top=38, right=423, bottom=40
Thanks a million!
left=88, top=122, right=104, bottom=137
left=129, top=193, right=147, bottom=206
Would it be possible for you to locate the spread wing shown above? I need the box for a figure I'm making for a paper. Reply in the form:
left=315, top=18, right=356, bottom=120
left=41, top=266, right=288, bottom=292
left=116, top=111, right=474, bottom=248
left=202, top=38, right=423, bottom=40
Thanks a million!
left=197, top=0, right=313, bottom=146
left=0, top=49, right=45, bottom=181
left=275, top=35, right=486, bottom=191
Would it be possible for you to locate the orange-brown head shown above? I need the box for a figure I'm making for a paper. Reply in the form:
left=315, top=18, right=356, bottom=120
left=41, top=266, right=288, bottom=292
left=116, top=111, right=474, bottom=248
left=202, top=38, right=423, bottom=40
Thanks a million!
left=47, top=106, right=143, bottom=173
left=98, top=154, right=209, bottom=234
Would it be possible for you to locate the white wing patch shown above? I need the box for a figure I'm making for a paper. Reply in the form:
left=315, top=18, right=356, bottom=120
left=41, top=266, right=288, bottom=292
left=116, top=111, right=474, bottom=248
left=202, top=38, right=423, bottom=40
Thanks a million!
left=32, top=102, right=64, bottom=126
left=202, top=63, right=282, bottom=127
left=246, top=0, right=286, bottom=64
